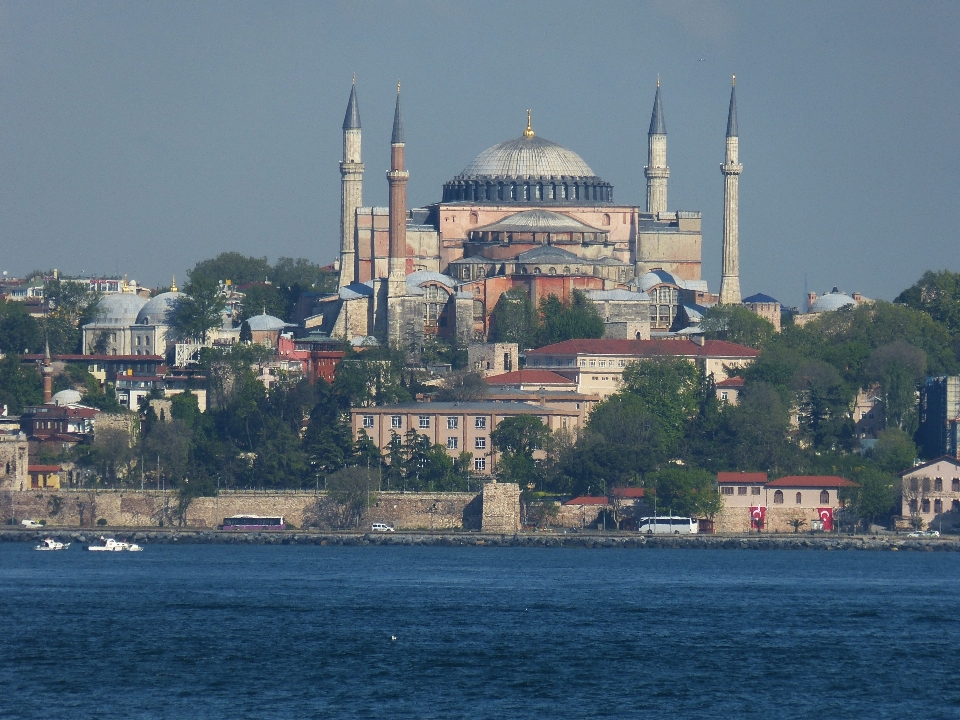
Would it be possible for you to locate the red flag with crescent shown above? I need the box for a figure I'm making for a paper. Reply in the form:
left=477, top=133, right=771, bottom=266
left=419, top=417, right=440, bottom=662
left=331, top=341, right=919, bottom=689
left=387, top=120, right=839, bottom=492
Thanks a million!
left=818, top=507, right=833, bottom=532
left=750, top=505, right=765, bottom=530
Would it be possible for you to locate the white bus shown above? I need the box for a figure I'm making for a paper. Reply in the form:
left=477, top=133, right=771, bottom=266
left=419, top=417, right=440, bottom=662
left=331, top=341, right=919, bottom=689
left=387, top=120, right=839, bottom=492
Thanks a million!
left=637, top=516, right=698, bottom=535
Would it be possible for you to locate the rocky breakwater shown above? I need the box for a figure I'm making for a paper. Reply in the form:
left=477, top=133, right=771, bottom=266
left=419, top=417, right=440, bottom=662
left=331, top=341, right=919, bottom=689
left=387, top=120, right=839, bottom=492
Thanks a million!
left=2, top=528, right=959, bottom=551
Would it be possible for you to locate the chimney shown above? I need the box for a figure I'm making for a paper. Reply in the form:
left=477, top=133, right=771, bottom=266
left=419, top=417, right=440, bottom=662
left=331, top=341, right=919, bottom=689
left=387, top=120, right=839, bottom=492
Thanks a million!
left=691, top=334, right=705, bottom=346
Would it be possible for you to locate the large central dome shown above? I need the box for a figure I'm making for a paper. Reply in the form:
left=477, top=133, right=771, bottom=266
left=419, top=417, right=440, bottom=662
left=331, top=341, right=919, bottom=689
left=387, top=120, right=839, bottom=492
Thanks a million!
left=459, top=136, right=596, bottom=178
left=443, top=126, right=613, bottom=205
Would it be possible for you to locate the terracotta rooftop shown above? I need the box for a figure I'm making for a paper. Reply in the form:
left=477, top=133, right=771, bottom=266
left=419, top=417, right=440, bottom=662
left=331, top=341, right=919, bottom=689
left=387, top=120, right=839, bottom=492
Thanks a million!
left=28, top=465, right=63, bottom=473
left=611, top=487, right=646, bottom=498
left=527, top=338, right=760, bottom=358
left=484, top=370, right=576, bottom=386
left=564, top=496, right=610, bottom=506
left=766, top=475, right=859, bottom=488
left=717, top=472, right=768, bottom=484
left=716, top=376, right=746, bottom=388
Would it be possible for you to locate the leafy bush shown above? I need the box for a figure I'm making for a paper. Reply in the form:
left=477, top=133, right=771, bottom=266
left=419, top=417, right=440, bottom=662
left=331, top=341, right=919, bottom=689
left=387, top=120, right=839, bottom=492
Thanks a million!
left=96, top=518, right=108, bottom=527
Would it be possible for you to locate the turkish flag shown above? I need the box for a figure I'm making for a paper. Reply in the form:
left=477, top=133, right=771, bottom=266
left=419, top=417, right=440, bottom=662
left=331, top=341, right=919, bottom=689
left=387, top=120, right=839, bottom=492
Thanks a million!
left=750, top=505, right=766, bottom=530
left=818, top=507, right=833, bottom=532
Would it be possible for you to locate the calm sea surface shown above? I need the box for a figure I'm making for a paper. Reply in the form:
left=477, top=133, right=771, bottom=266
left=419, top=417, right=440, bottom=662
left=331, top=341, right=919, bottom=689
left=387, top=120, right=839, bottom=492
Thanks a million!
left=1, top=543, right=959, bottom=719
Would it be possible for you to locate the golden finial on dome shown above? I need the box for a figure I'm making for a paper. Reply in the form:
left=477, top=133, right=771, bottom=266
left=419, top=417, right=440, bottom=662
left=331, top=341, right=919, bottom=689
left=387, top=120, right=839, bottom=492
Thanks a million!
left=170, top=274, right=178, bottom=292
left=524, top=109, right=534, bottom=138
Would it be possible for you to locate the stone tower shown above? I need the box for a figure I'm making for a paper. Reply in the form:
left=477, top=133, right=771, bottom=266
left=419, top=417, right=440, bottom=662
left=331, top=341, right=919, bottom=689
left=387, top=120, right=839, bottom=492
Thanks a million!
left=719, top=76, right=742, bottom=305
left=338, top=78, right=363, bottom=289
left=386, top=83, right=410, bottom=345
left=645, top=79, right=668, bottom=214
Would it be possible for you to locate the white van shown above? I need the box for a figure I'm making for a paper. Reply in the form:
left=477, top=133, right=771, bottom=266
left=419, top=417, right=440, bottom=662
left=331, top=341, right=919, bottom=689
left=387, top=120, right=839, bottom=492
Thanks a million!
left=637, top=516, right=698, bottom=535
left=371, top=523, right=394, bottom=532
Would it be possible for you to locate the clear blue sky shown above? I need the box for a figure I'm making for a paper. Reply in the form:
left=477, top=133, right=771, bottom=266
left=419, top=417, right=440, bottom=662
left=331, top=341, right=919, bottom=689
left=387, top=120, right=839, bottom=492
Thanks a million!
left=1, top=1, right=957, bottom=307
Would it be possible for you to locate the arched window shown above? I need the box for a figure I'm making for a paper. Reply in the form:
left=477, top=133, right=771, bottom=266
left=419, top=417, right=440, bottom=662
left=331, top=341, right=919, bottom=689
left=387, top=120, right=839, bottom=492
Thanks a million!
left=469, top=212, right=479, bottom=225
left=563, top=266, right=570, bottom=274
left=534, top=267, right=542, bottom=275
left=795, top=492, right=802, bottom=504
left=548, top=267, right=557, bottom=275
left=477, top=267, right=486, bottom=278
left=523, top=184, right=530, bottom=201
left=818, top=490, right=828, bottom=504
left=602, top=214, right=611, bottom=226
left=536, top=183, right=543, bottom=200
left=774, top=490, right=784, bottom=504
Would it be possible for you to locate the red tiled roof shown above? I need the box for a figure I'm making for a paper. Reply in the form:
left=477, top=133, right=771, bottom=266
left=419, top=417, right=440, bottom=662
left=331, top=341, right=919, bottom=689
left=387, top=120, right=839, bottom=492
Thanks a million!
left=766, top=475, right=859, bottom=488
left=611, top=487, right=646, bottom=498
left=484, top=370, right=576, bottom=386
left=527, top=338, right=760, bottom=358
left=716, top=376, right=745, bottom=387
left=28, top=465, right=62, bottom=473
left=23, top=354, right=164, bottom=362
left=564, top=496, right=611, bottom=506
left=717, top=471, right=768, bottom=484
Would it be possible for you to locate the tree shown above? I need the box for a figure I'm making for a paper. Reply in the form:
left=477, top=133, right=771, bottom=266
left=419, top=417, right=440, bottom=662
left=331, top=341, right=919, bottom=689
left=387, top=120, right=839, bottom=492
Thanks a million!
left=700, top=305, right=776, bottom=349
left=190, top=252, right=273, bottom=286
left=791, top=360, right=854, bottom=450
left=167, top=275, right=224, bottom=343
left=326, top=466, right=378, bottom=528
left=537, top=291, right=604, bottom=346
left=786, top=511, right=807, bottom=533
left=491, top=415, right=549, bottom=487
left=870, top=428, right=917, bottom=474
left=0, top=356, right=42, bottom=414
left=865, top=341, right=926, bottom=431
left=0, top=301, right=41, bottom=354
left=721, top=383, right=795, bottom=474
left=620, top=358, right=699, bottom=452
left=75, top=426, right=134, bottom=486
left=840, top=466, right=897, bottom=527
left=646, top=466, right=722, bottom=519
left=238, top=283, right=287, bottom=323
left=42, top=279, right=101, bottom=354
left=435, top=371, right=487, bottom=402
left=489, top=289, right=537, bottom=347
left=895, top=270, right=960, bottom=336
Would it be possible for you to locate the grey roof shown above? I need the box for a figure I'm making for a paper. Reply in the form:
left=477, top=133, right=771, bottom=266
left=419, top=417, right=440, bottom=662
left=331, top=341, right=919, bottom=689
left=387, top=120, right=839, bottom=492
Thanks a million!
left=339, top=281, right=374, bottom=300
left=457, top=136, right=596, bottom=179
left=649, top=83, right=666, bottom=135
left=342, top=82, right=361, bottom=130
left=587, top=289, right=648, bottom=302
left=474, top=209, right=601, bottom=234
left=85, top=293, right=148, bottom=327
left=364, top=400, right=570, bottom=414
left=405, top=270, right=457, bottom=288
left=726, top=83, right=738, bottom=138
left=634, top=269, right=680, bottom=292
left=244, top=313, right=287, bottom=332
left=136, top=291, right=184, bottom=326
left=810, top=290, right=856, bottom=313
left=743, top=292, right=779, bottom=304
left=515, top=245, right=581, bottom=263
left=391, top=90, right=404, bottom=144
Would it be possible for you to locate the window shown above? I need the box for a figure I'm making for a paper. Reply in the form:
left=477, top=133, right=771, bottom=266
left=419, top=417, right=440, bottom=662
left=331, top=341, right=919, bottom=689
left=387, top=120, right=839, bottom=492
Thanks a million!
left=391, top=415, right=402, bottom=429
left=475, top=437, right=486, bottom=450
left=447, top=437, right=458, bottom=450
left=934, top=499, right=943, bottom=513
left=774, top=490, right=784, bottom=504
left=475, top=417, right=486, bottom=429
left=910, top=478, right=919, bottom=492
left=474, top=457, right=486, bottom=471
left=935, top=478, right=943, bottom=491
left=922, top=499, right=931, bottom=513
left=618, top=360, right=625, bottom=367
left=751, top=487, right=761, bottom=495
left=953, top=478, right=960, bottom=492
left=579, top=360, right=586, bottom=367
left=953, top=499, right=960, bottom=513
left=447, top=417, right=459, bottom=429
left=419, top=416, right=431, bottom=429
left=795, top=492, right=802, bottom=504
left=599, top=360, right=606, bottom=368
left=589, top=359, right=596, bottom=367
left=737, top=487, right=747, bottom=495
left=922, top=477, right=932, bottom=492
left=820, top=490, right=830, bottom=504
left=909, top=499, right=918, bottom=513
left=136, top=336, right=141, bottom=346
left=721, top=392, right=729, bottom=401
left=721, top=486, right=734, bottom=495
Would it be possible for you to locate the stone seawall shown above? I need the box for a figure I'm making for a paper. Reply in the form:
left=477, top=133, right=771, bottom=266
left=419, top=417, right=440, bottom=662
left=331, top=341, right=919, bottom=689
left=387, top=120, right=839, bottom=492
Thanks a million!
left=3, top=528, right=957, bottom=552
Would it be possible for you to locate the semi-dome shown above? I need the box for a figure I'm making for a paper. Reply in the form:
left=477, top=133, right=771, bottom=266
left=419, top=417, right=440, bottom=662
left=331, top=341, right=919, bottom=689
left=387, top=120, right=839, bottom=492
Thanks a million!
left=810, top=288, right=857, bottom=313
left=136, top=291, right=184, bottom=326
left=244, top=313, right=287, bottom=332
left=87, top=293, right=148, bottom=327
left=442, top=122, right=613, bottom=204
left=634, top=269, right=681, bottom=293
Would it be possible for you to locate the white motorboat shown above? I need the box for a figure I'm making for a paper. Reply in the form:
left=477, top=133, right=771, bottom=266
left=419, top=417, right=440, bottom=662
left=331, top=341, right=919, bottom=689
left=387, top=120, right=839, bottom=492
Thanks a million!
left=35, top=537, right=70, bottom=551
left=86, top=537, right=143, bottom=552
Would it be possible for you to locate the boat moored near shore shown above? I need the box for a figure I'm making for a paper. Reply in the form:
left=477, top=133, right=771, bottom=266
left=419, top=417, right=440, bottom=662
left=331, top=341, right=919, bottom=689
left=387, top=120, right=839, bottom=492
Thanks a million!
left=86, top=537, right=143, bottom=552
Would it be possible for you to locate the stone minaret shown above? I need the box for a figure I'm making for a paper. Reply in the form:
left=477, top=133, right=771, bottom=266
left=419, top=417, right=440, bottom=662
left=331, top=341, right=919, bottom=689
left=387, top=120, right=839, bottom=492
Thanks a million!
left=719, top=75, right=742, bottom=305
left=386, top=83, right=409, bottom=344
left=42, top=339, right=53, bottom=404
left=338, top=78, right=363, bottom=289
left=645, top=78, right=668, bottom=215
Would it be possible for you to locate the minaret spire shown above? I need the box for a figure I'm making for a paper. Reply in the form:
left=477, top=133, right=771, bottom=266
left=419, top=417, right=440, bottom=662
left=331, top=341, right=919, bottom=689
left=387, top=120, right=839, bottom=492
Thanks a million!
left=386, top=81, right=411, bottom=345
left=719, top=75, right=743, bottom=305
left=338, top=77, right=364, bottom=289
left=644, top=80, right=669, bottom=214
left=391, top=81, right=404, bottom=144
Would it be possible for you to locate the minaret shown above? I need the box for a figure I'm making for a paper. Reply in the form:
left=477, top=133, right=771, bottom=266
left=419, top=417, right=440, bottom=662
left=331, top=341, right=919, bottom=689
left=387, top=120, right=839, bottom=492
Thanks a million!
left=338, top=77, right=363, bottom=289
left=645, top=78, right=669, bottom=214
left=719, top=75, right=742, bottom=305
left=386, top=83, right=409, bottom=344
left=42, top=339, right=53, bottom=404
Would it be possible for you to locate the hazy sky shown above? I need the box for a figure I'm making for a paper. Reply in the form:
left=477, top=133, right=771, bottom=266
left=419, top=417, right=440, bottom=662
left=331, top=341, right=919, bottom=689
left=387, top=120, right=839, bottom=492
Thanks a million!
left=1, top=1, right=958, bottom=306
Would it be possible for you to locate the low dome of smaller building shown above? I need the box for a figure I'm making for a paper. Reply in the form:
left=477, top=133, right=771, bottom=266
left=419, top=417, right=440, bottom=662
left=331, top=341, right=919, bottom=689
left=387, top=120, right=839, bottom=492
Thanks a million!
left=87, top=293, right=148, bottom=327
left=136, top=292, right=185, bottom=326
left=810, top=289, right=856, bottom=313
left=52, top=389, right=82, bottom=406
left=244, top=313, right=287, bottom=332
left=635, top=269, right=680, bottom=293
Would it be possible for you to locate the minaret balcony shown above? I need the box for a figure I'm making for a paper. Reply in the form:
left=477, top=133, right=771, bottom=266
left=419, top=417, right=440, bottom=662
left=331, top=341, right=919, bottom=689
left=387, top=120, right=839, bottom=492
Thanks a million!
left=721, top=163, right=742, bottom=175
left=644, top=166, right=670, bottom=178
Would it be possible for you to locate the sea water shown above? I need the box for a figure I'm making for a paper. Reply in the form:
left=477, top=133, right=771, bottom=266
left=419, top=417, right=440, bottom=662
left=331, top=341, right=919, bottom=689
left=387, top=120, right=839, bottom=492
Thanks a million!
left=1, top=544, right=958, bottom=719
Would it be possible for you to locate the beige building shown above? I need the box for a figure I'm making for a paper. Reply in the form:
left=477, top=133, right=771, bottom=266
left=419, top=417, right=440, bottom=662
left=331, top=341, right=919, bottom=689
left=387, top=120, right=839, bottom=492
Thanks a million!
left=715, top=472, right=859, bottom=533
left=525, top=337, right=759, bottom=397
left=351, top=401, right=580, bottom=475
left=900, top=457, right=960, bottom=530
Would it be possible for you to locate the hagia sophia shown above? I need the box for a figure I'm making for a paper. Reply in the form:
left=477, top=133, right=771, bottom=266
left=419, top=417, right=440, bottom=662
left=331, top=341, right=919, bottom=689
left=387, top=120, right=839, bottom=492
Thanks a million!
left=309, top=77, right=748, bottom=348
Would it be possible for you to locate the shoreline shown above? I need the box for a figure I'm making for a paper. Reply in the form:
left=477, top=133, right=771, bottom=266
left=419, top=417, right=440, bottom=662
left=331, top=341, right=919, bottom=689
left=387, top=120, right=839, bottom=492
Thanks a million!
left=2, top=528, right=957, bottom=551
